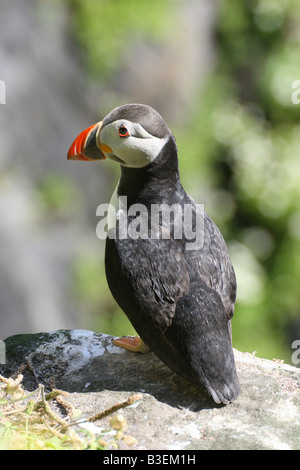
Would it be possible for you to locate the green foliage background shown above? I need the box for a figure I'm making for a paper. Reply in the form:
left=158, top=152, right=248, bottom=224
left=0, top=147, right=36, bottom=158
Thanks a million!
left=68, top=0, right=300, bottom=364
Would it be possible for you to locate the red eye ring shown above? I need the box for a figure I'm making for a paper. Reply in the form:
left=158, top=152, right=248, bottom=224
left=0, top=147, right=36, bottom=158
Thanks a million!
left=118, top=124, right=130, bottom=138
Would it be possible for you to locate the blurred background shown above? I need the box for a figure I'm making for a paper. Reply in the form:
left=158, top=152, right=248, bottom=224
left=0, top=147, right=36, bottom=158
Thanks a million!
left=0, top=0, right=300, bottom=365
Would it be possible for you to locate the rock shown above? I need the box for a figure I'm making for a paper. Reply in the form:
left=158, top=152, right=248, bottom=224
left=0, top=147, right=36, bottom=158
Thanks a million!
left=1, top=329, right=299, bottom=450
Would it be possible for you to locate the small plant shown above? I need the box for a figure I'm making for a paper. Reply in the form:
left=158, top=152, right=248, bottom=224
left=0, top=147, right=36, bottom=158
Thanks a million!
left=0, top=374, right=140, bottom=450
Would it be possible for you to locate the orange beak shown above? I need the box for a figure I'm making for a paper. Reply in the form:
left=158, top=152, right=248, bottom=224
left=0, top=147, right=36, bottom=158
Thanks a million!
left=67, top=121, right=109, bottom=161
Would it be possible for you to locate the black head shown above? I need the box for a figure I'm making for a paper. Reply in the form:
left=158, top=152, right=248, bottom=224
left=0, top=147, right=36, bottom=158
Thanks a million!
left=102, top=104, right=171, bottom=140
left=68, top=103, right=174, bottom=168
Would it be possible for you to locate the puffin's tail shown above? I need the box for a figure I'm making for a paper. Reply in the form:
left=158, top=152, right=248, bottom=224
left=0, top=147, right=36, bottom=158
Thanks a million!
left=159, top=329, right=241, bottom=405
left=207, top=376, right=241, bottom=405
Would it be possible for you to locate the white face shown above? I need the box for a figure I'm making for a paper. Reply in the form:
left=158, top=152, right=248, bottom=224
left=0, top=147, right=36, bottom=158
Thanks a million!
left=99, top=119, right=169, bottom=168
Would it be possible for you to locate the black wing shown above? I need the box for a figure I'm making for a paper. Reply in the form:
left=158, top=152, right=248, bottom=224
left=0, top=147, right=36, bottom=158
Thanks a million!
left=192, top=207, right=237, bottom=319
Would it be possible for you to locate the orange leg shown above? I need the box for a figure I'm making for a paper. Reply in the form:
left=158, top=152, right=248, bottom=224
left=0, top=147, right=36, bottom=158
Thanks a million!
left=112, top=336, right=150, bottom=353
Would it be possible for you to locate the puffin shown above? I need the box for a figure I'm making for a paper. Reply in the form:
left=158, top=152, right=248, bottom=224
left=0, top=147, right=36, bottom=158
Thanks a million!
left=67, top=104, right=240, bottom=404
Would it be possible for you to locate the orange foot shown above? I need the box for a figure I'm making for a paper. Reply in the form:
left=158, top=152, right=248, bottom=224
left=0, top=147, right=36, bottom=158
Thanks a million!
left=112, top=336, right=150, bottom=354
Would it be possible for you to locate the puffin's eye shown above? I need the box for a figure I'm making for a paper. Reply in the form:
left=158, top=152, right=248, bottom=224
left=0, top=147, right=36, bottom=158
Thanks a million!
left=118, top=125, right=130, bottom=138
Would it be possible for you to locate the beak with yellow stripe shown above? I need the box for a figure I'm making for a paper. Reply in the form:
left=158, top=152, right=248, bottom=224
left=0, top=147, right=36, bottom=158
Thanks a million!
left=67, top=121, right=112, bottom=161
